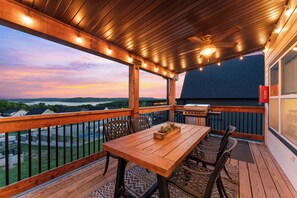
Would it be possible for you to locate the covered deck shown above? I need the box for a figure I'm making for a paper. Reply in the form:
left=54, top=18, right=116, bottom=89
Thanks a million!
left=1, top=0, right=297, bottom=197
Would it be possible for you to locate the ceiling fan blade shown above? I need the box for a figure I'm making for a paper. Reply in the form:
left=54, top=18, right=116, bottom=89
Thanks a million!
left=188, top=36, right=204, bottom=45
left=179, top=48, right=200, bottom=56
left=213, top=26, right=242, bottom=42
left=214, top=42, right=238, bottom=48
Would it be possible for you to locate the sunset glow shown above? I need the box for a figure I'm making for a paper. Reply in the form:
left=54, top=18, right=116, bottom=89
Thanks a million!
left=0, top=25, right=184, bottom=99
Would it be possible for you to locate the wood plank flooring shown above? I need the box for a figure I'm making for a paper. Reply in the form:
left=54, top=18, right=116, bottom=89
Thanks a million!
left=17, top=143, right=297, bottom=198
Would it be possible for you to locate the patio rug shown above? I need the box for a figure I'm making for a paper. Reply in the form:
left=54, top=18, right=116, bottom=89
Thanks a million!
left=91, top=164, right=238, bottom=198
left=230, top=140, right=254, bottom=163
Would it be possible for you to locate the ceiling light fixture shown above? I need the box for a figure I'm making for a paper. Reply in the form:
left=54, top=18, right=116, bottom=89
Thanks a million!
left=199, top=67, right=203, bottom=71
left=199, top=44, right=217, bottom=57
left=217, top=62, right=221, bottom=66
left=163, top=70, right=167, bottom=75
left=154, top=66, right=159, bottom=72
left=293, top=47, right=297, bottom=51
left=170, top=73, right=174, bottom=78
left=239, top=55, right=243, bottom=60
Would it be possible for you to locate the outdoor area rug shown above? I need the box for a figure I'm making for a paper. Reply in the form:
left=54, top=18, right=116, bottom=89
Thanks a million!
left=230, top=140, right=254, bottom=163
left=91, top=164, right=238, bottom=198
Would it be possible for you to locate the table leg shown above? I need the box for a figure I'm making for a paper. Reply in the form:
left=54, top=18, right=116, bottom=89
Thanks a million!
left=114, top=157, right=127, bottom=198
left=157, top=174, right=170, bottom=198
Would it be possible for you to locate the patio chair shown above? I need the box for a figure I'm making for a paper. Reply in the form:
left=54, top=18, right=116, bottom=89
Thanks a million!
left=131, top=116, right=150, bottom=133
left=103, top=120, right=131, bottom=176
left=169, top=137, right=238, bottom=198
left=188, top=125, right=236, bottom=179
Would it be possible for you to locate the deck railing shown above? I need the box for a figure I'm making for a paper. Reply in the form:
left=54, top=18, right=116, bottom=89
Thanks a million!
left=0, top=105, right=264, bottom=196
left=174, top=105, right=265, bottom=141
left=0, top=106, right=171, bottom=197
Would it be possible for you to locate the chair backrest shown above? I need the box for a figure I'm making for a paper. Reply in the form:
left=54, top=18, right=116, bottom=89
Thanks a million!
left=219, top=125, right=236, bottom=146
left=216, top=125, right=236, bottom=163
left=131, top=117, right=150, bottom=133
left=104, top=120, right=131, bottom=142
left=204, top=137, right=238, bottom=198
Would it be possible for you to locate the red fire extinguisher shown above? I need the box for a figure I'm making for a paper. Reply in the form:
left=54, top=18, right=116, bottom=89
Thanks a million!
left=259, top=85, right=269, bottom=104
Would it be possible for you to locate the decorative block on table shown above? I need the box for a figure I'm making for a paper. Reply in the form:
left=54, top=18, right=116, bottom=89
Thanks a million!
left=154, top=123, right=181, bottom=140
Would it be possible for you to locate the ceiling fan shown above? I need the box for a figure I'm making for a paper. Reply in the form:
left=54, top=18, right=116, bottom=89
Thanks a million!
left=179, top=26, right=242, bottom=57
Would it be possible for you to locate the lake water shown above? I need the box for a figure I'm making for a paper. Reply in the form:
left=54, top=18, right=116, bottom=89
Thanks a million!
left=24, top=101, right=112, bottom=106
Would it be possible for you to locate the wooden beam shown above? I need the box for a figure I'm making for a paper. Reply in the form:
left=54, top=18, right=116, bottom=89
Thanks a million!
left=129, top=60, right=140, bottom=118
left=168, top=78, right=176, bottom=121
left=0, top=151, right=106, bottom=198
left=0, top=0, right=177, bottom=79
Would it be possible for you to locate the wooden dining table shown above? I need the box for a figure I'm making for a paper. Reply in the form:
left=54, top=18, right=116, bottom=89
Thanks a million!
left=102, top=122, right=211, bottom=198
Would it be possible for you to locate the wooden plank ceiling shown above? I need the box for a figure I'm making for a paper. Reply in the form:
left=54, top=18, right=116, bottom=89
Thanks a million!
left=16, top=0, right=286, bottom=73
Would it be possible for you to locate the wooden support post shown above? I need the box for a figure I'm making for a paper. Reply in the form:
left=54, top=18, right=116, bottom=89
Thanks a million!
left=168, top=78, right=176, bottom=122
left=129, top=60, right=140, bottom=118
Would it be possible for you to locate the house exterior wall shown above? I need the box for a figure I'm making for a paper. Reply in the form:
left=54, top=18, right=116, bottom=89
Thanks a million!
left=265, top=1, right=297, bottom=190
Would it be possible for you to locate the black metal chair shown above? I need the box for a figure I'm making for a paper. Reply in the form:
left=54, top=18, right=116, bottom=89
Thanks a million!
left=131, top=116, right=150, bottom=133
left=189, top=125, right=236, bottom=179
left=169, top=137, right=238, bottom=198
left=103, top=120, right=131, bottom=176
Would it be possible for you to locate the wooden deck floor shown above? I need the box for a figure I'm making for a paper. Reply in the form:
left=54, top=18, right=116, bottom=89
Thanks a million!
left=18, top=142, right=297, bottom=198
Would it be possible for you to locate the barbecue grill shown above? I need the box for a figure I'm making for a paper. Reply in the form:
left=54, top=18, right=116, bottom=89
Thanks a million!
left=183, top=104, right=211, bottom=126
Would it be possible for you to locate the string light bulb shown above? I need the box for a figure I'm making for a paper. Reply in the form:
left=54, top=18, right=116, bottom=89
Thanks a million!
left=239, top=55, right=243, bottom=60
left=274, top=27, right=281, bottom=34
left=143, top=61, right=147, bottom=67
left=106, top=46, right=112, bottom=55
left=217, top=62, right=221, bottom=66
left=285, top=7, right=293, bottom=16
left=199, top=67, right=203, bottom=71
left=128, top=55, right=133, bottom=63
left=76, top=36, right=82, bottom=44
left=22, top=15, right=32, bottom=25
left=170, top=73, right=174, bottom=78
left=154, top=66, right=159, bottom=72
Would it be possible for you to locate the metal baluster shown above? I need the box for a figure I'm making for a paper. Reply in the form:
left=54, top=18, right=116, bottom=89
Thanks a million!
left=83, top=122, right=85, bottom=157
left=255, top=113, right=258, bottom=135
left=70, top=124, right=73, bottom=162
left=63, top=125, right=66, bottom=164
left=28, top=129, right=32, bottom=177
left=88, top=121, right=91, bottom=155
left=251, top=113, right=254, bottom=134
left=17, top=131, right=21, bottom=181
left=77, top=123, right=79, bottom=160
left=93, top=121, right=95, bottom=154
left=47, top=127, right=50, bottom=170
left=98, top=120, right=101, bottom=152
left=56, top=126, right=58, bottom=167
left=5, top=133, right=9, bottom=185
left=38, top=128, right=41, bottom=173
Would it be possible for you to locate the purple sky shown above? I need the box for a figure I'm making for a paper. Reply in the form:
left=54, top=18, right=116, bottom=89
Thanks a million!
left=0, top=25, right=184, bottom=99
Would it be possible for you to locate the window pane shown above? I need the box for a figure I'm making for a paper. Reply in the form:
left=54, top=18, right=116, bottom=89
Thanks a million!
left=270, top=63, right=279, bottom=96
left=281, top=99, right=297, bottom=146
left=282, top=48, right=297, bottom=95
left=269, top=99, right=279, bottom=131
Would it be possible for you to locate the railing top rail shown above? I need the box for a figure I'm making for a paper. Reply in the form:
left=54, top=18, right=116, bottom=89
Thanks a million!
left=0, top=108, right=132, bottom=133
